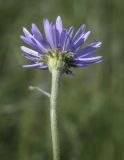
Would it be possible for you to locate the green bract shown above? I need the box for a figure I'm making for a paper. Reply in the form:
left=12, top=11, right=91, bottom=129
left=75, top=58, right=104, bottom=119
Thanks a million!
left=47, top=51, right=73, bottom=73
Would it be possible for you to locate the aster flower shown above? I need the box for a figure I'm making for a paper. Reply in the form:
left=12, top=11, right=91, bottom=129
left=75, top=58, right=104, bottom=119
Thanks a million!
left=20, top=16, right=102, bottom=74
left=20, top=16, right=103, bottom=160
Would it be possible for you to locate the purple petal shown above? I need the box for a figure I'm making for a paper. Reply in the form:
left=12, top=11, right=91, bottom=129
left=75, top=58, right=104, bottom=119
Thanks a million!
left=31, top=37, right=48, bottom=53
left=51, top=24, right=57, bottom=48
left=21, top=46, right=40, bottom=57
left=22, top=63, right=48, bottom=70
left=22, top=63, right=42, bottom=68
left=79, top=52, right=96, bottom=58
left=73, top=38, right=85, bottom=51
left=75, top=56, right=102, bottom=61
left=39, top=66, right=48, bottom=70
left=23, top=53, right=40, bottom=62
left=20, top=36, right=38, bottom=49
left=74, top=56, right=103, bottom=64
left=74, top=41, right=102, bottom=58
left=73, top=63, right=88, bottom=67
left=31, top=23, right=50, bottom=49
left=63, top=27, right=74, bottom=51
left=73, top=31, right=91, bottom=50
left=23, top=27, right=32, bottom=38
left=21, top=36, right=48, bottom=53
left=72, top=25, right=86, bottom=43
left=82, top=31, right=91, bottom=42
left=55, top=28, right=60, bottom=48
left=56, top=16, right=63, bottom=34
left=43, top=19, right=54, bottom=48
left=31, top=23, right=43, bottom=42
left=59, top=29, right=67, bottom=49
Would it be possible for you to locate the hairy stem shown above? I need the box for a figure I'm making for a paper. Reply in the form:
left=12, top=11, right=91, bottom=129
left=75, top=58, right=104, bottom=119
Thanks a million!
left=50, top=69, right=61, bottom=160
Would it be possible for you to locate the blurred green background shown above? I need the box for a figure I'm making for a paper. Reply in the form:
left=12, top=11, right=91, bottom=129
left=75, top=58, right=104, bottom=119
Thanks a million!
left=0, top=0, right=124, bottom=159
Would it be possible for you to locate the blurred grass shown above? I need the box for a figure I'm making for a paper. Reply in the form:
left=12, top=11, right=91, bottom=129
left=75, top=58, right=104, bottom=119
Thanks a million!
left=0, top=0, right=124, bottom=160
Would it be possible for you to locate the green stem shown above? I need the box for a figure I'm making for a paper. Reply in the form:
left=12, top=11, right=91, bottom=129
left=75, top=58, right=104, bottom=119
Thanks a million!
left=50, top=69, right=61, bottom=160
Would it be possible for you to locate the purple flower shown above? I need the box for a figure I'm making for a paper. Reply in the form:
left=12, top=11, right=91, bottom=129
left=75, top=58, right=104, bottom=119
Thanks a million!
left=20, top=16, right=102, bottom=74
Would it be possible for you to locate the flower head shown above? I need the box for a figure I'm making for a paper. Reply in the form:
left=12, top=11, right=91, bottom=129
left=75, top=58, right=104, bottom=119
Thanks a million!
left=20, top=16, right=102, bottom=74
